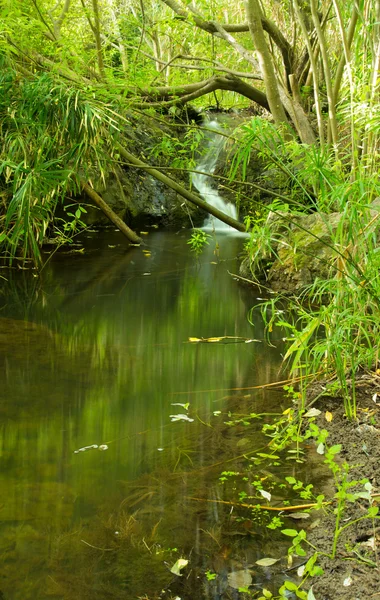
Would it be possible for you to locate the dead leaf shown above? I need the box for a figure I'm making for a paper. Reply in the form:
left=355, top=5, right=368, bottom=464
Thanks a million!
left=287, top=512, right=310, bottom=520
left=255, top=557, right=279, bottom=567
left=227, top=570, right=252, bottom=590
left=304, top=408, right=321, bottom=418
left=170, top=558, right=188, bottom=576
left=259, top=489, right=271, bottom=502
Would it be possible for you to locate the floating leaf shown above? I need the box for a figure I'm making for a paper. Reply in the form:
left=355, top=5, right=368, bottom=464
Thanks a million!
left=171, top=403, right=190, bottom=410
left=325, top=411, right=333, bottom=422
left=304, top=408, right=321, bottom=418
left=170, top=414, right=194, bottom=422
left=227, top=570, right=252, bottom=590
left=288, top=512, right=310, bottom=520
left=170, top=558, right=188, bottom=576
left=237, top=438, right=250, bottom=448
left=255, top=558, right=279, bottom=567
left=259, top=489, right=271, bottom=502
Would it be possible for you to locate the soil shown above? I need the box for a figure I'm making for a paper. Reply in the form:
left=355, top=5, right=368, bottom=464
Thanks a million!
left=304, top=372, right=380, bottom=600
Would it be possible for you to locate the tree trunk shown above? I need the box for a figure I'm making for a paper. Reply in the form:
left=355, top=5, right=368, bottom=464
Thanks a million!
left=245, top=0, right=288, bottom=127
left=81, top=181, right=142, bottom=243
left=91, top=0, right=106, bottom=78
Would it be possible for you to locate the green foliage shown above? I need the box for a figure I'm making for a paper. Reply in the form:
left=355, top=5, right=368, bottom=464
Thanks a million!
left=187, top=229, right=211, bottom=255
left=0, top=62, right=115, bottom=263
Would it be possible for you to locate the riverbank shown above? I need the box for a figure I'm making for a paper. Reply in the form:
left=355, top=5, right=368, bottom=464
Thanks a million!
left=301, top=377, right=380, bottom=600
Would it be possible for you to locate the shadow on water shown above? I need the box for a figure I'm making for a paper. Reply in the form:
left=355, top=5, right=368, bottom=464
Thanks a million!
left=0, top=231, right=325, bottom=599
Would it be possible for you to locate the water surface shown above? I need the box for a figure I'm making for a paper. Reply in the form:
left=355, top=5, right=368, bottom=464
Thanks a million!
left=0, top=231, right=297, bottom=599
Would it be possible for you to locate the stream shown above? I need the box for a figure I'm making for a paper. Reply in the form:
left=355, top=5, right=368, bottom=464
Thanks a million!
left=0, top=124, right=323, bottom=599
left=0, top=230, right=324, bottom=600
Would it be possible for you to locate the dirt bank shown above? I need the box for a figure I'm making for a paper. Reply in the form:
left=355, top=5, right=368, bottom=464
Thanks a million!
left=305, top=373, right=380, bottom=599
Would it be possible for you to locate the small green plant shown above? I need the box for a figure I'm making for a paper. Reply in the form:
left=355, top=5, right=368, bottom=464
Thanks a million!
left=205, top=570, right=217, bottom=581
left=187, top=229, right=211, bottom=255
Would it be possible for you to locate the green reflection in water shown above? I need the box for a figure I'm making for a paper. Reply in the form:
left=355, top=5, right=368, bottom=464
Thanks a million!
left=0, top=232, right=291, bottom=599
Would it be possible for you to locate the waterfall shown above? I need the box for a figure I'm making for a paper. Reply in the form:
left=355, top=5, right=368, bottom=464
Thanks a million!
left=191, top=119, right=238, bottom=232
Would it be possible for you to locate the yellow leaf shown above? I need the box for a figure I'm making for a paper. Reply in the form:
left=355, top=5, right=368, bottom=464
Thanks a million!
left=188, top=337, right=201, bottom=342
left=140, top=231, right=149, bottom=235
left=325, top=411, right=333, bottom=422
left=283, top=408, right=292, bottom=415
left=206, top=337, right=222, bottom=342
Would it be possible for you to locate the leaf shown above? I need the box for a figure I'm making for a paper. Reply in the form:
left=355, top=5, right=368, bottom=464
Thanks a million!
left=170, top=414, right=194, bottom=422
left=325, top=411, right=333, bottom=422
left=329, top=444, right=341, bottom=455
left=304, top=408, right=321, bottom=418
left=316, top=443, right=325, bottom=455
left=288, top=512, right=310, bottom=520
left=188, top=337, right=201, bottom=342
left=255, top=558, right=280, bottom=567
left=171, top=403, right=190, bottom=410
left=307, top=588, right=317, bottom=600
left=281, top=529, right=298, bottom=537
left=170, top=558, right=188, bottom=576
left=227, top=570, right=252, bottom=590
left=259, top=489, right=271, bottom=502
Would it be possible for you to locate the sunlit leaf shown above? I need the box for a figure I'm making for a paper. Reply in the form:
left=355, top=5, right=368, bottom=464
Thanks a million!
left=316, top=443, right=325, bottom=455
left=170, top=414, right=194, bottom=422
left=307, top=587, right=317, bottom=600
left=170, top=558, right=188, bottom=576
left=259, top=489, right=271, bottom=502
left=255, top=557, right=279, bottom=567
left=304, top=408, right=321, bottom=418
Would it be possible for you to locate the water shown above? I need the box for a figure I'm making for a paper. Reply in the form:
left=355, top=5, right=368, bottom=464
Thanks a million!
left=0, top=231, right=309, bottom=599
left=192, top=120, right=240, bottom=232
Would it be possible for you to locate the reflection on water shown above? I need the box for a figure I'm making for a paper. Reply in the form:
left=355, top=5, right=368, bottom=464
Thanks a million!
left=0, top=231, right=296, bottom=599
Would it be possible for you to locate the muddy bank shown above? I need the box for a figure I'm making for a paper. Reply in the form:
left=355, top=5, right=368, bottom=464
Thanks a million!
left=305, top=375, right=380, bottom=599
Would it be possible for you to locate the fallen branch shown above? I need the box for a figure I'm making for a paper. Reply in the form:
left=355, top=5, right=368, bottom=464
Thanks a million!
left=80, top=180, right=142, bottom=243
left=185, top=496, right=329, bottom=511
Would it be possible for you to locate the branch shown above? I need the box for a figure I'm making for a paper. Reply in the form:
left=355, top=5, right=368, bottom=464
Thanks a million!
left=132, top=75, right=270, bottom=111
left=154, top=53, right=262, bottom=80
left=161, top=0, right=294, bottom=74
left=115, top=143, right=246, bottom=233
left=211, top=20, right=259, bottom=69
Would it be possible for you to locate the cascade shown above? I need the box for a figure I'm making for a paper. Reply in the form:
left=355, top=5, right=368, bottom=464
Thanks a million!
left=192, top=118, right=238, bottom=232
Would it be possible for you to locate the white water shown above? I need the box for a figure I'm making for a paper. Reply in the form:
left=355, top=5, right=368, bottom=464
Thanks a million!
left=192, top=119, right=239, bottom=232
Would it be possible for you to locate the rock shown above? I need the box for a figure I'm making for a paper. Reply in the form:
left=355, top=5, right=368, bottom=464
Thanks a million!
left=240, top=200, right=380, bottom=294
